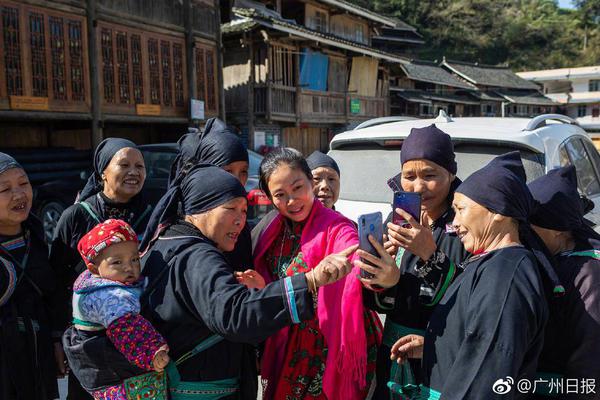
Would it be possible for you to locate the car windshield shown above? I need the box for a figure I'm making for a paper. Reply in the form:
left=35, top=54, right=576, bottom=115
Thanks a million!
left=330, top=142, right=546, bottom=203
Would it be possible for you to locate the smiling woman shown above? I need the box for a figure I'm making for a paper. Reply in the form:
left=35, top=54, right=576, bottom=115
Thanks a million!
left=0, top=152, right=60, bottom=400
left=48, top=138, right=153, bottom=399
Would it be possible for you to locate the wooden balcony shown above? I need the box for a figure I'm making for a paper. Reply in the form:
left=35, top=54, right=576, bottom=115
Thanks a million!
left=253, top=83, right=387, bottom=124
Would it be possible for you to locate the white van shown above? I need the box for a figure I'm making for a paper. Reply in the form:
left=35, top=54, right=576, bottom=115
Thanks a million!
left=329, top=113, right=600, bottom=228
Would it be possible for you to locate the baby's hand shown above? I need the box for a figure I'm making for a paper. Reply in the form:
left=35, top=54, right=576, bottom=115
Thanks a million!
left=152, top=345, right=170, bottom=372
left=235, top=269, right=266, bottom=289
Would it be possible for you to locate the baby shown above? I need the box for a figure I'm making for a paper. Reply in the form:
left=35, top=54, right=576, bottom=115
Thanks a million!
left=63, top=219, right=169, bottom=400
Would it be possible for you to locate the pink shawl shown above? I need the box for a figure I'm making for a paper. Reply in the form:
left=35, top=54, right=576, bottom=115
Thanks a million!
left=254, top=199, right=368, bottom=400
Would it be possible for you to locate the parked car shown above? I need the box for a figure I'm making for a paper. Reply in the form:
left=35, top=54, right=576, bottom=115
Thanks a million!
left=329, top=113, right=600, bottom=230
left=34, top=144, right=271, bottom=242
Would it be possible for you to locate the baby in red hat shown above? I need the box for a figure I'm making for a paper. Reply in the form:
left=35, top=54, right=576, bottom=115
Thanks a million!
left=63, top=219, right=169, bottom=399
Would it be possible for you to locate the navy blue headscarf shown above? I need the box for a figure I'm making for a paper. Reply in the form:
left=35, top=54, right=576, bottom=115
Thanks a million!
left=140, top=163, right=247, bottom=253
left=306, top=151, right=340, bottom=177
left=0, top=153, right=23, bottom=175
left=457, top=151, right=564, bottom=295
left=401, top=124, right=457, bottom=174
left=78, top=138, right=138, bottom=201
left=169, top=118, right=248, bottom=184
left=529, top=166, right=600, bottom=249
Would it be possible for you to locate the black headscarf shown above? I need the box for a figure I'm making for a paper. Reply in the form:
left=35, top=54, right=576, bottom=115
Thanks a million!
left=78, top=138, right=138, bottom=201
left=169, top=118, right=248, bottom=184
left=140, top=163, right=247, bottom=253
left=529, top=166, right=600, bottom=249
left=0, top=152, right=23, bottom=175
left=306, top=151, right=340, bottom=177
left=456, top=151, right=565, bottom=296
left=401, top=124, right=457, bottom=175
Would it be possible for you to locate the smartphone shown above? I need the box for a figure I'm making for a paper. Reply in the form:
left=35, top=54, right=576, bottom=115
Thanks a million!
left=358, top=212, right=383, bottom=279
left=387, top=172, right=402, bottom=193
left=392, top=191, right=421, bottom=226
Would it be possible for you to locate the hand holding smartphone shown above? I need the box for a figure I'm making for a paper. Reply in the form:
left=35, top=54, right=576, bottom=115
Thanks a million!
left=358, top=212, right=383, bottom=279
left=392, top=191, right=421, bottom=227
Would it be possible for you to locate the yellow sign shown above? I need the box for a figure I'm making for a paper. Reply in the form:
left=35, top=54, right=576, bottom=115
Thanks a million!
left=136, top=104, right=161, bottom=116
left=9, top=96, right=49, bottom=111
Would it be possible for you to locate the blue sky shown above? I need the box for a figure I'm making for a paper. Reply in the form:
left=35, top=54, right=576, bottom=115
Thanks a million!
left=558, top=0, right=574, bottom=9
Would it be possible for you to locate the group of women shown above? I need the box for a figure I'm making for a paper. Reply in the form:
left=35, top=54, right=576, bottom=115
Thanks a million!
left=0, top=118, right=598, bottom=400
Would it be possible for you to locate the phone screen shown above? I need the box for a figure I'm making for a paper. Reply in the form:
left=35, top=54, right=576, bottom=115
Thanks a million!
left=392, top=191, right=421, bottom=226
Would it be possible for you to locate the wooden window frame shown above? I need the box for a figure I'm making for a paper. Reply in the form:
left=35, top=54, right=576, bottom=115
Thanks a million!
left=0, top=1, right=90, bottom=112
left=195, top=41, right=218, bottom=115
left=97, top=21, right=187, bottom=116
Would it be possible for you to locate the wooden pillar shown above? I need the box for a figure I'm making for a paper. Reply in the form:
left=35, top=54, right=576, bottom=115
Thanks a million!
left=184, top=0, right=195, bottom=126
left=86, top=0, right=102, bottom=146
left=247, top=34, right=255, bottom=150
left=215, top=0, right=226, bottom=122
left=295, top=45, right=301, bottom=127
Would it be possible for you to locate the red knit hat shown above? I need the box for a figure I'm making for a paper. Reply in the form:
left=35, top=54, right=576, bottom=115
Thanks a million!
left=78, top=219, right=138, bottom=269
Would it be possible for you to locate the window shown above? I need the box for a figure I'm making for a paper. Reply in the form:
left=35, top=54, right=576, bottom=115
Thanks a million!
left=355, top=24, right=364, bottom=43
left=1, top=4, right=87, bottom=105
left=173, top=43, right=184, bottom=107
left=2, top=6, right=23, bottom=96
left=101, top=28, right=115, bottom=103
left=311, top=11, right=327, bottom=32
left=160, top=40, right=172, bottom=107
left=116, top=32, right=130, bottom=104
left=29, top=12, right=48, bottom=97
left=578, top=104, right=587, bottom=117
left=131, top=34, right=143, bottom=104
left=68, top=20, right=84, bottom=101
left=148, top=38, right=160, bottom=105
left=594, top=108, right=600, bottom=118
left=49, top=16, right=66, bottom=100
left=589, top=79, right=600, bottom=92
left=419, top=103, right=432, bottom=116
left=195, top=44, right=218, bottom=113
left=562, top=138, right=600, bottom=196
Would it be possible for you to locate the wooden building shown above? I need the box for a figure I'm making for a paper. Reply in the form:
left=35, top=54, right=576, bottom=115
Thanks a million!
left=0, top=0, right=222, bottom=149
left=221, top=0, right=412, bottom=155
left=441, top=59, right=556, bottom=117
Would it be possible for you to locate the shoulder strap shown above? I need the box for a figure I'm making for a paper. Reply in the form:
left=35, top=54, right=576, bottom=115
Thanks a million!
left=78, top=201, right=101, bottom=224
left=568, top=249, right=600, bottom=260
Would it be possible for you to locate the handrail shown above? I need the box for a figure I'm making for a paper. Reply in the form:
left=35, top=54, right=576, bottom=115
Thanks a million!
left=524, top=114, right=579, bottom=131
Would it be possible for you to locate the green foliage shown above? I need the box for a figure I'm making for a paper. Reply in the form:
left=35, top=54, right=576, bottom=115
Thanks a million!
left=352, top=0, right=600, bottom=70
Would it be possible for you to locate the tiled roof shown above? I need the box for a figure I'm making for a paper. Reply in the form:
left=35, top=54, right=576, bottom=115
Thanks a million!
left=442, top=59, right=541, bottom=90
left=390, top=88, right=479, bottom=105
left=400, top=61, right=475, bottom=89
left=496, top=90, right=558, bottom=106
left=390, top=88, right=431, bottom=104
left=223, top=7, right=410, bottom=64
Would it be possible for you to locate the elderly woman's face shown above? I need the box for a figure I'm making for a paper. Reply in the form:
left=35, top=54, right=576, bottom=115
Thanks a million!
left=102, top=147, right=146, bottom=203
left=311, top=166, right=340, bottom=209
left=222, top=161, right=249, bottom=187
left=189, top=197, right=247, bottom=252
left=401, top=159, right=453, bottom=215
left=451, top=192, right=497, bottom=253
left=0, top=168, right=32, bottom=229
left=267, top=164, right=314, bottom=222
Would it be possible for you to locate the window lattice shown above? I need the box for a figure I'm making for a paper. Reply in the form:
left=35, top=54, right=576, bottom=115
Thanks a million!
left=116, top=32, right=130, bottom=104
left=2, top=7, right=22, bottom=95
left=49, top=16, right=66, bottom=100
left=206, top=49, right=216, bottom=111
left=131, top=34, right=143, bottom=104
left=160, top=40, right=172, bottom=106
left=101, top=28, right=115, bottom=103
left=148, top=38, right=160, bottom=105
left=173, top=43, right=184, bottom=107
left=68, top=20, right=84, bottom=101
left=29, top=12, right=48, bottom=97
left=195, top=48, right=205, bottom=102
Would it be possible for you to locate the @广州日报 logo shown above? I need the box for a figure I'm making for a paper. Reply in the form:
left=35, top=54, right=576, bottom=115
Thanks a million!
left=492, top=377, right=514, bottom=394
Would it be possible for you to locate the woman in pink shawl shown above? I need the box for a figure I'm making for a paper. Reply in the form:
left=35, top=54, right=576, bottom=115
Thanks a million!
left=248, top=148, right=383, bottom=400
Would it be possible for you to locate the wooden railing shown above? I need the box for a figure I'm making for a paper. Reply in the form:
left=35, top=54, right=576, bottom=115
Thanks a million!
left=254, top=84, right=387, bottom=122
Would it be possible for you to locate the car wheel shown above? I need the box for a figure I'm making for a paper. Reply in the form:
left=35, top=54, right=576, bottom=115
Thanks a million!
left=40, top=201, right=65, bottom=243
